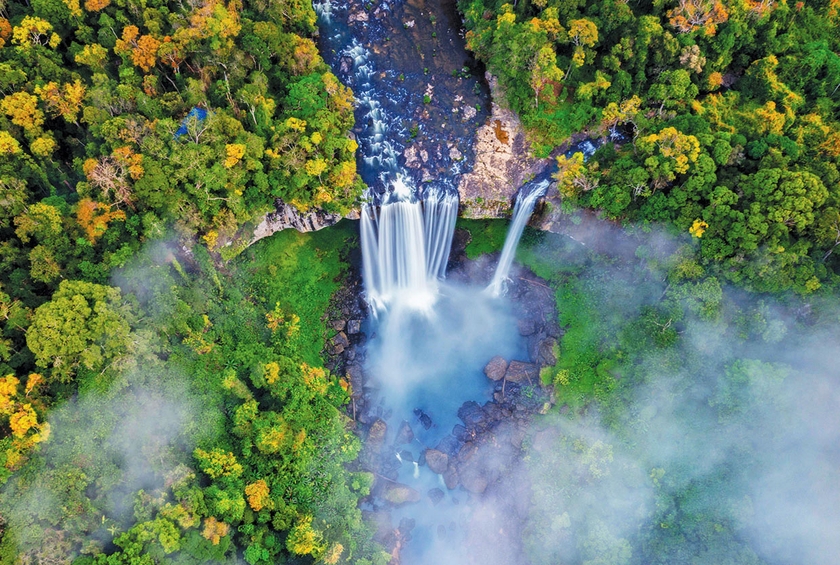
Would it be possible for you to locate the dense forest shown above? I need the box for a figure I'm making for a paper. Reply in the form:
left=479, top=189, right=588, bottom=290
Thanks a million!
left=0, top=0, right=379, bottom=563
left=459, top=0, right=840, bottom=293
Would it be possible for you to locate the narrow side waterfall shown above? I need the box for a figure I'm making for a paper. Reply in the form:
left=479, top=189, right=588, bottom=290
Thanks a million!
left=488, top=179, right=550, bottom=296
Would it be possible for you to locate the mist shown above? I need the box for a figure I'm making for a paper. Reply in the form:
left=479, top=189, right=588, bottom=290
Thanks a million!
left=363, top=216, right=840, bottom=565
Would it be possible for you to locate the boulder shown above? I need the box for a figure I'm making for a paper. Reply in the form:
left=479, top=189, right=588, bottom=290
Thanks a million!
left=428, top=488, right=445, bottom=505
left=333, top=331, right=349, bottom=348
left=347, top=319, right=362, bottom=334
left=435, top=435, right=461, bottom=456
left=442, top=465, right=459, bottom=490
left=367, top=419, right=387, bottom=449
left=424, top=449, right=449, bottom=474
left=458, top=401, right=487, bottom=428
left=505, top=360, right=539, bottom=383
left=517, top=318, right=537, bottom=336
left=484, top=356, right=508, bottom=381
left=332, top=320, right=346, bottom=331
left=395, top=420, right=415, bottom=444
left=537, top=337, right=557, bottom=366
left=414, top=408, right=433, bottom=430
left=346, top=363, right=364, bottom=398
left=383, top=482, right=420, bottom=506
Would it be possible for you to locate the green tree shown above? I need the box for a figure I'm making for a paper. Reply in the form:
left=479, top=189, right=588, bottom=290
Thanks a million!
left=26, top=280, right=132, bottom=381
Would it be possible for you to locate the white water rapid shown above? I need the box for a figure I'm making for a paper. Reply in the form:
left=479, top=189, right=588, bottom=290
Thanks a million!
left=487, top=179, right=550, bottom=296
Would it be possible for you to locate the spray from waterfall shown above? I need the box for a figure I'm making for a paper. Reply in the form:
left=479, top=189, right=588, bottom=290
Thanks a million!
left=487, top=179, right=550, bottom=296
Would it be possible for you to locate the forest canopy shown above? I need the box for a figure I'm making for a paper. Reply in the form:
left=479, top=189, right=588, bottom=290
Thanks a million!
left=459, top=0, right=840, bottom=293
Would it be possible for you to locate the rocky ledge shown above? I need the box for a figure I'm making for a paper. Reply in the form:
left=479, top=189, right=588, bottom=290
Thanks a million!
left=456, top=73, right=553, bottom=219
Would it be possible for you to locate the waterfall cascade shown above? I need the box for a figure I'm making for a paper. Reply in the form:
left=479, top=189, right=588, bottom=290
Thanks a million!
left=487, top=179, right=550, bottom=296
left=339, top=39, right=458, bottom=313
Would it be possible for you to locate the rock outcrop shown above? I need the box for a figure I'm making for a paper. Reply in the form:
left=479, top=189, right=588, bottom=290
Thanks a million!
left=251, top=199, right=350, bottom=244
left=457, top=73, right=553, bottom=219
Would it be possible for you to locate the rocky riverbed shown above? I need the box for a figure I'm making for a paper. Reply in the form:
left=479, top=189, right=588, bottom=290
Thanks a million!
left=320, top=228, right=563, bottom=563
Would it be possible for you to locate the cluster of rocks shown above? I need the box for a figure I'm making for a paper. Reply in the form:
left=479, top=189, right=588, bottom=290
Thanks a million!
left=320, top=262, right=371, bottom=423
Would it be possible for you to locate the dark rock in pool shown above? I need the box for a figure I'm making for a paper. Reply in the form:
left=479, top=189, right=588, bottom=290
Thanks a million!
left=395, top=420, right=415, bottom=444
left=452, top=424, right=469, bottom=441
left=484, top=356, right=508, bottom=381
left=435, top=435, right=461, bottom=456
left=414, top=408, right=433, bottom=430
left=505, top=360, right=540, bottom=383
left=443, top=465, right=459, bottom=490
left=424, top=449, right=449, bottom=474
left=347, top=319, right=362, bottom=335
left=517, top=318, right=537, bottom=336
left=399, top=517, right=416, bottom=537
left=383, top=482, right=421, bottom=506
left=428, top=488, right=445, bottom=506
left=399, top=450, right=414, bottom=463
left=458, top=401, right=487, bottom=428
left=339, top=56, right=354, bottom=74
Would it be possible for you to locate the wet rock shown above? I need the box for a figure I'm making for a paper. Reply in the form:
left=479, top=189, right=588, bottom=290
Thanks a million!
left=398, top=517, right=416, bottom=537
left=395, top=420, right=415, bottom=444
left=368, top=419, right=387, bottom=450
left=400, top=450, right=414, bottom=463
left=404, top=144, right=422, bottom=169
left=443, top=465, right=459, bottom=490
left=452, top=424, right=469, bottom=442
left=449, top=145, right=463, bottom=161
left=414, top=408, right=433, bottom=430
left=346, top=363, right=364, bottom=399
left=435, top=435, right=461, bottom=457
left=348, top=10, right=369, bottom=23
left=347, top=319, right=362, bottom=334
left=339, top=56, right=353, bottom=75
left=505, top=361, right=540, bottom=384
left=484, top=356, right=508, bottom=381
left=517, top=318, right=537, bottom=336
left=537, top=337, right=557, bottom=366
left=424, top=449, right=449, bottom=474
left=458, top=442, right=480, bottom=464
left=458, top=401, right=487, bottom=428
left=428, top=488, right=445, bottom=505
left=383, top=482, right=420, bottom=506
left=333, top=331, right=349, bottom=348
left=457, top=73, right=550, bottom=219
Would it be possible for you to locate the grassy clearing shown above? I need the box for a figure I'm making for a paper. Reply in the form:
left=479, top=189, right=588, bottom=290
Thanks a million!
left=238, top=220, right=358, bottom=366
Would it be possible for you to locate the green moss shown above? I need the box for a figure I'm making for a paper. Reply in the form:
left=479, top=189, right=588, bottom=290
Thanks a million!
left=457, top=218, right=510, bottom=259
left=238, top=220, right=358, bottom=367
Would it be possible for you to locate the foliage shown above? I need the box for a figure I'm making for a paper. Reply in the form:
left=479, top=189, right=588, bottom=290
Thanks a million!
left=0, top=224, right=381, bottom=564
left=0, top=0, right=364, bottom=305
left=460, top=0, right=840, bottom=293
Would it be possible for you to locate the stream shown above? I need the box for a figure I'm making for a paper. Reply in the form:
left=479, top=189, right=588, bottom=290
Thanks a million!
left=315, top=1, right=556, bottom=562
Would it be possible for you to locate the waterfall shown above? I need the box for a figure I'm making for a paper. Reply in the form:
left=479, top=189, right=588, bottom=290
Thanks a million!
left=487, top=179, right=550, bottom=296
left=361, top=177, right=459, bottom=313
left=423, top=189, right=459, bottom=280
left=338, top=39, right=457, bottom=313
